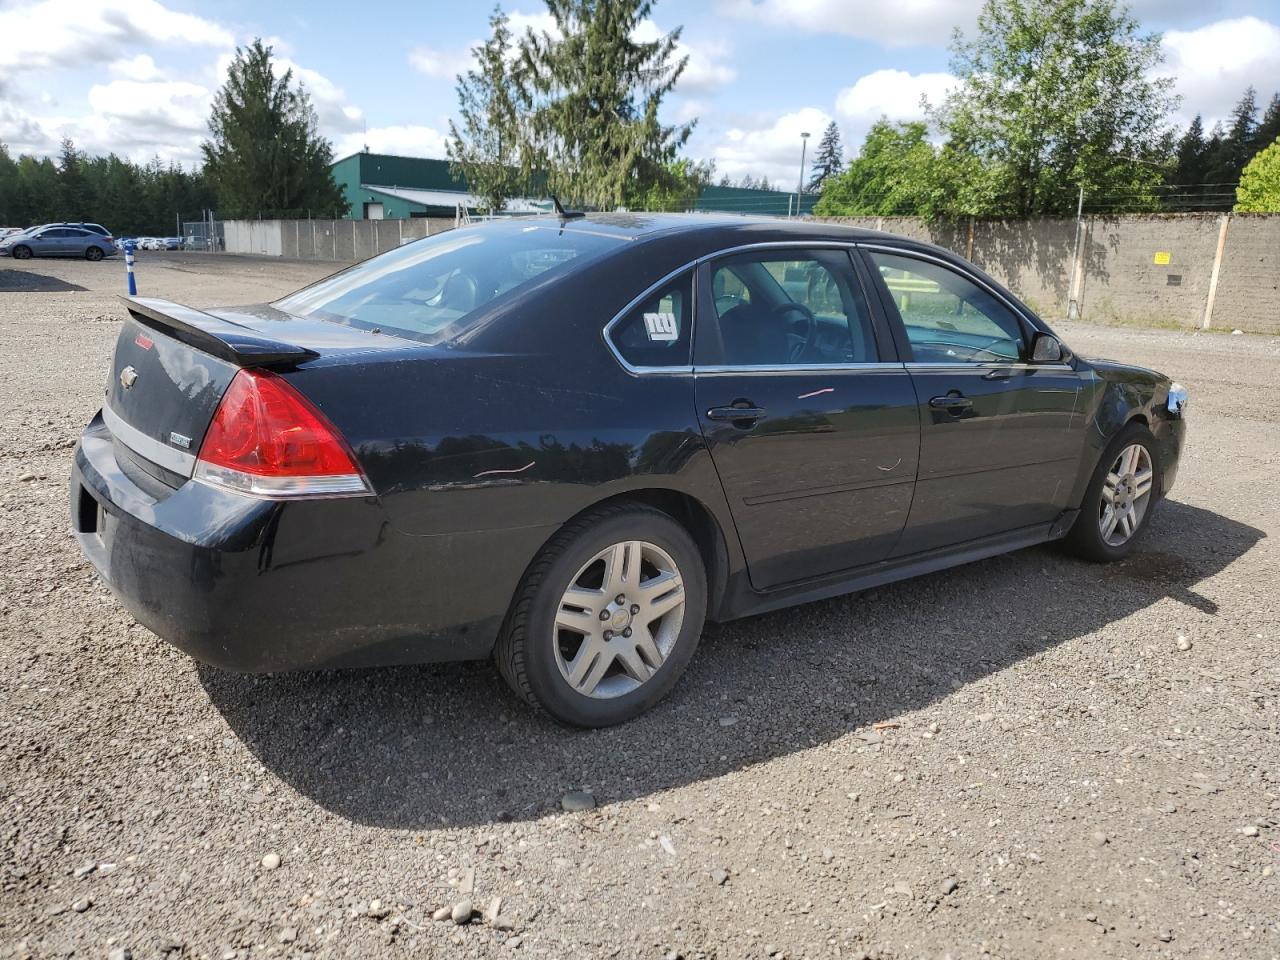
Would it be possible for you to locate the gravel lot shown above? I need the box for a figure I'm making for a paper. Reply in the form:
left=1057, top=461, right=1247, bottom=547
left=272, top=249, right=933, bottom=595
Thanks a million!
left=2, top=253, right=1278, bottom=960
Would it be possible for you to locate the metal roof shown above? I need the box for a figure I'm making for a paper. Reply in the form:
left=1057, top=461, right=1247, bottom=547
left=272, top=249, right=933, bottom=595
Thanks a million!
left=363, top=184, right=551, bottom=214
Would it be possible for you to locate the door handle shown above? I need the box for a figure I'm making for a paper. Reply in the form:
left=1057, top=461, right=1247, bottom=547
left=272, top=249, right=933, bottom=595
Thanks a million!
left=929, top=395, right=973, bottom=413
left=707, top=403, right=766, bottom=424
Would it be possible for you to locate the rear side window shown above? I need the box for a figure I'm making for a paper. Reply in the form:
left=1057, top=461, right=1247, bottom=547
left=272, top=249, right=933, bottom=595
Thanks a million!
left=608, top=271, right=693, bottom=369
left=276, top=223, right=624, bottom=345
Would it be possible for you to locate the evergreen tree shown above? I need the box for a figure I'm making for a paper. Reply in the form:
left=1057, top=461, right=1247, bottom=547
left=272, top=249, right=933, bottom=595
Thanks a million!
left=447, top=8, right=526, bottom=212
left=520, top=0, right=691, bottom=209
left=1252, top=93, right=1280, bottom=158
left=1206, top=87, right=1259, bottom=189
left=56, top=138, right=88, bottom=221
left=1169, top=114, right=1210, bottom=207
left=202, top=39, right=347, bottom=218
left=934, top=0, right=1176, bottom=218
left=807, top=121, right=844, bottom=192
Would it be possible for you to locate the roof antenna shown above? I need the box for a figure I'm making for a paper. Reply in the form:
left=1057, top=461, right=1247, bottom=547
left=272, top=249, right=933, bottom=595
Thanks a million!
left=550, top=194, right=585, bottom=220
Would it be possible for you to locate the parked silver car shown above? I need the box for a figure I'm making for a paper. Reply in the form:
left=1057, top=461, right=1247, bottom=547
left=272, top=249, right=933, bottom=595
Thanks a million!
left=0, top=225, right=117, bottom=261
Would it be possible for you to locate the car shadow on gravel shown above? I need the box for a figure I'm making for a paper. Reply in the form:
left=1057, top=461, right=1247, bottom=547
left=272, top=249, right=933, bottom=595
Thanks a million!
left=0, top=268, right=88, bottom=292
left=199, top=500, right=1262, bottom=830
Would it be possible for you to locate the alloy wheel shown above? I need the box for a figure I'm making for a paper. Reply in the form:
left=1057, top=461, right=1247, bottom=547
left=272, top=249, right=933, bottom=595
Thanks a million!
left=553, top=540, right=686, bottom=699
left=1099, top=442, right=1154, bottom=546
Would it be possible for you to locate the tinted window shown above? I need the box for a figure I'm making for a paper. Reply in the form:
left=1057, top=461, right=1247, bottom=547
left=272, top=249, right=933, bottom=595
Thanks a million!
left=42, top=228, right=70, bottom=238
left=276, top=223, right=623, bottom=344
left=609, top=271, right=693, bottom=368
left=709, top=252, right=877, bottom=366
left=868, top=251, right=1025, bottom=362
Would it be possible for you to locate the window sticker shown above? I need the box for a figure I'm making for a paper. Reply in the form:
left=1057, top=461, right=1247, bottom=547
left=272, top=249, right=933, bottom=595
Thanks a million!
left=643, top=312, right=679, bottom=342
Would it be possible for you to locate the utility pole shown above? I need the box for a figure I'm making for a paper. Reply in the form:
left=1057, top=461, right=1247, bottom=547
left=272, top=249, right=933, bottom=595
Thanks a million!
left=1068, top=183, right=1084, bottom=320
left=795, top=132, right=811, bottom=220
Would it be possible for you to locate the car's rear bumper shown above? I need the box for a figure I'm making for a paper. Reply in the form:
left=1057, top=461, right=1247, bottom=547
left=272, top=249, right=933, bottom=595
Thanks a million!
left=70, top=412, right=551, bottom=672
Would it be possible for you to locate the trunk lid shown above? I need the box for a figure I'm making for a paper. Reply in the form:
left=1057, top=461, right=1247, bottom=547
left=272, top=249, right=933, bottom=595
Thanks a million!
left=104, top=297, right=407, bottom=482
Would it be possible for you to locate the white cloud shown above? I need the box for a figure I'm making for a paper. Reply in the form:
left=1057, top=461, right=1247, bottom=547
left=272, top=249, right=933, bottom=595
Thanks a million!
left=833, top=68, right=955, bottom=147
left=711, top=106, right=834, bottom=185
left=721, top=0, right=981, bottom=48
left=0, top=0, right=234, bottom=71
left=632, top=19, right=736, bottom=96
left=333, top=125, right=449, bottom=161
left=409, top=45, right=475, bottom=80
left=108, top=54, right=164, bottom=81
left=1160, top=17, right=1280, bottom=130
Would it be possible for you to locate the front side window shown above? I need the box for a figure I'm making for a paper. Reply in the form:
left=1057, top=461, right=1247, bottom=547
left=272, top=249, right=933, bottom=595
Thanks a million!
left=276, top=222, right=624, bottom=345
left=609, top=271, right=693, bottom=368
left=708, top=252, right=877, bottom=366
left=868, top=250, right=1025, bottom=362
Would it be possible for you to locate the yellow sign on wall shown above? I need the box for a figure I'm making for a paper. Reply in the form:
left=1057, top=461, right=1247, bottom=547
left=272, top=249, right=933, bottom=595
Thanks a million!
left=1154, top=251, right=1171, bottom=265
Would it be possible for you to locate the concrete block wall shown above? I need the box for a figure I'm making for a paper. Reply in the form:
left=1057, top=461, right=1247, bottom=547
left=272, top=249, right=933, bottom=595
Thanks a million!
left=225, top=218, right=454, bottom=262
left=814, top=213, right=1280, bottom=333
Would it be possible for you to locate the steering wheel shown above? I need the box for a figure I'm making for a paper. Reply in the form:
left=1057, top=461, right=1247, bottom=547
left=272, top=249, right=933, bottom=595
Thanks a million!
left=773, top=302, right=817, bottom=362
left=715, top=293, right=744, bottom=316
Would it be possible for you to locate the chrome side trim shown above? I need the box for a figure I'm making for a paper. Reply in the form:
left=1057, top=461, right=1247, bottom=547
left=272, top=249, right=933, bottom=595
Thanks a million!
left=102, top=403, right=196, bottom=477
left=695, top=362, right=907, bottom=376
left=904, top=362, right=1075, bottom=373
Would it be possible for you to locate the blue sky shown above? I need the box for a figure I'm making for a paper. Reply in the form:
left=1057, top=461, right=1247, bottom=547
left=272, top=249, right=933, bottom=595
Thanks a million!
left=3, top=0, right=1280, bottom=184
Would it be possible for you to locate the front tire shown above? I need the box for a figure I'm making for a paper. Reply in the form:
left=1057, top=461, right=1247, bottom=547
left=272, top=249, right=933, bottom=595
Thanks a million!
left=12, top=245, right=32, bottom=260
left=1063, top=422, right=1160, bottom=562
left=496, top=503, right=707, bottom=727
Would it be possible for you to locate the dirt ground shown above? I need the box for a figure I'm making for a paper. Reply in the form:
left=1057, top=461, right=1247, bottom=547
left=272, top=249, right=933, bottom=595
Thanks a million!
left=1, top=252, right=1277, bottom=960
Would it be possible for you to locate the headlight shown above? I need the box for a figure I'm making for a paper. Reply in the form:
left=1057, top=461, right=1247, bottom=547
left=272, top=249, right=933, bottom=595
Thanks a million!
left=1167, top=382, right=1188, bottom=416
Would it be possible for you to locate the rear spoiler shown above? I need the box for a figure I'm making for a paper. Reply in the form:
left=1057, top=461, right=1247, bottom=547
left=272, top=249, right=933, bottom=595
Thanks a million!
left=120, top=296, right=318, bottom=367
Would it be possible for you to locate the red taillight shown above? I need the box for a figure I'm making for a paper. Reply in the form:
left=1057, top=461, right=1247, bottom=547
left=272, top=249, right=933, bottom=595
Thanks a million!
left=193, top=368, right=370, bottom=498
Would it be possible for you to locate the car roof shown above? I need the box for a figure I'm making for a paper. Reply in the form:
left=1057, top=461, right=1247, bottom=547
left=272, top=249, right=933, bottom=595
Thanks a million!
left=519, top=211, right=881, bottom=243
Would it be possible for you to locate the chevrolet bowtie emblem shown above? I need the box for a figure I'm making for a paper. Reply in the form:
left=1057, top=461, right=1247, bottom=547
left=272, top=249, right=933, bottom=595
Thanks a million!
left=119, top=366, right=138, bottom=390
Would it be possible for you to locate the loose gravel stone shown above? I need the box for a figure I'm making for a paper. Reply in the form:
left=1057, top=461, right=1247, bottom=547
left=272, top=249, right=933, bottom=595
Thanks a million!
left=451, top=899, right=473, bottom=925
left=71, top=898, right=91, bottom=913
left=2, top=258, right=1278, bottom=959
left=260, top=853, right=281, bottom=870
left=431, top=906, right=452, bottom=922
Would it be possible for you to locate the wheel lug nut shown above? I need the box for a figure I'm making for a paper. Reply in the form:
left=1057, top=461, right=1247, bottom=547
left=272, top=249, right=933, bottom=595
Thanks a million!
left=622, top=627, right=632, bottom=638
left=630, top=604, right=640, bottom=615
left=603, top=630, right=613, bottom=640
left=615, top=594, right=626, bottom=605
left=599, top=610, right=610, bottom=621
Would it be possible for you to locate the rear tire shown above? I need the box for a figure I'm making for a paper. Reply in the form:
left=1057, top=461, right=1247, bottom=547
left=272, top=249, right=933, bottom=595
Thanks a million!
left=495, top=503, right=707, bottom=727
left=86, top=246, right=104, bottom=261
left=12, top=245, right=31, bottom=260
left=1062, top=422, right=1160, bottom=562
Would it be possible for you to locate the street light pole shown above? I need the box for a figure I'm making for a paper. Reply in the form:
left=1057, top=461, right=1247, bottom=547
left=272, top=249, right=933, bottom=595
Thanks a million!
left=795, top=131, right=811, bottom=219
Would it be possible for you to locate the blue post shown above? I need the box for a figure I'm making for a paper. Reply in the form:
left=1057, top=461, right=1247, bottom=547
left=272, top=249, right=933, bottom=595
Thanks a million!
left=124, top=240, right=137, bottom=296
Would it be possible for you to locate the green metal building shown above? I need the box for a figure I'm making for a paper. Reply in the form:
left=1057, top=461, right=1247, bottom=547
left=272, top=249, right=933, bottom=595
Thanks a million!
left=330, top=152, right=820, bottom=220
left=330, top=152, right=549, bottom=219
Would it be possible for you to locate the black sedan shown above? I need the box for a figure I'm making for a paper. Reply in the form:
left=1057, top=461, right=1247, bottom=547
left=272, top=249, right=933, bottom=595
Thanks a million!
left=70, top=214, right=1187, bottom=726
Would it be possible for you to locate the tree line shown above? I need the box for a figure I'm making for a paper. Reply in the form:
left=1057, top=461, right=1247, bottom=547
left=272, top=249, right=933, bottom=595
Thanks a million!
left=0, top=139, right=215, bottom=235
left=813, top=0, right=1280, bottom=218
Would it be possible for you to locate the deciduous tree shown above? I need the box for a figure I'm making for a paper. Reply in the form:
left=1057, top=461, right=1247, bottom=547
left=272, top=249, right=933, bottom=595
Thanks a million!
left=934, top=0, right=1176, bottom=217
left=1235, top=136, right=1280, bottom=212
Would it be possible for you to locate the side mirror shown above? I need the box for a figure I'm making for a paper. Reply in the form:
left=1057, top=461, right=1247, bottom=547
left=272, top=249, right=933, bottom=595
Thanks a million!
left=1030, top=333, right=1064, bottom=363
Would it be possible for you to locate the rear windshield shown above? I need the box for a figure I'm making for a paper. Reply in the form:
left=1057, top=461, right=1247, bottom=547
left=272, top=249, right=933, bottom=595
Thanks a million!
left=275, top=221, right=623, bottom=344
